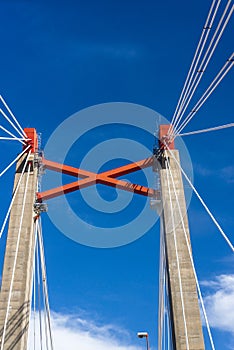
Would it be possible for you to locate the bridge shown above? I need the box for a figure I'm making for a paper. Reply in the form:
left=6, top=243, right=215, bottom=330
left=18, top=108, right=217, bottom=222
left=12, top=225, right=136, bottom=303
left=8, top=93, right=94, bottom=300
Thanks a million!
left=0, top=1, right=233, bottom=349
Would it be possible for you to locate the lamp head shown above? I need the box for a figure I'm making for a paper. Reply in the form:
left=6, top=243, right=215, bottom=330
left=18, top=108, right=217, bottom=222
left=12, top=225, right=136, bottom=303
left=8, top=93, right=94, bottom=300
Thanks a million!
left=137, top=332, right=148, bottom=339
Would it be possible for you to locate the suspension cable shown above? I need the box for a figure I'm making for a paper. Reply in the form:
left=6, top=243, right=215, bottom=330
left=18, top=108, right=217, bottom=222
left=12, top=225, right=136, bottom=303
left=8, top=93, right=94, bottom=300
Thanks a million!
left=167, top=157, right=216, bottom=350
left=33, top=228, right=37, bottom=350
left=166, top=146, right=234, bottom=252
left=38, top=219, right=54, bottom=350
left=27, top=220, right=38, bottom=350
left=0, top=108, right=26, bottom=139
left=174, top=53, right=234, bottom=136
left=0, top=95, right=27, bottom=137
left=177, top=122, right=234, bottom=137
left=163, top=278, right=166, bottom=350
left=0, top=150, right=31, bottom=238
left=0, top=137, right=28, bottom=141
left=36, top=222, right=50, bottom=350
left=171, top=1, right=234, bottom=135
left=36, top=233, right=44, bottom=350
left=0, top=125, right=27, bottom=145
left=165, top=264, right=173, bottom=349
left=169, top=0, right=221, bottom=135
left=41, top=260, right=50, bottom=350
left=0, top=158, right=31, bottom=350
left=165, top=159, right=190, bottom=349
left=158, top=221, right=166, bottom=350
left=0, top=145, right=30, bottom=178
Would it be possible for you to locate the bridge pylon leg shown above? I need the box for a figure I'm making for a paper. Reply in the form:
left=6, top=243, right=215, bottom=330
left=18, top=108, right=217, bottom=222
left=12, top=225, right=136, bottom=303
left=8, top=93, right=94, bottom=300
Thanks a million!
left=0, top=131, right=38, bottom=350
left=159, top=146, right=205, bottom=349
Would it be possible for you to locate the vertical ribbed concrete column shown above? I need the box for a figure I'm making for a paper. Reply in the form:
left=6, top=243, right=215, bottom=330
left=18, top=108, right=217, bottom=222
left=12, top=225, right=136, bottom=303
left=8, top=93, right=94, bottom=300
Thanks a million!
left=160, top=149, right=205, bottom=350
left=0, top=152, right=38, bottom=350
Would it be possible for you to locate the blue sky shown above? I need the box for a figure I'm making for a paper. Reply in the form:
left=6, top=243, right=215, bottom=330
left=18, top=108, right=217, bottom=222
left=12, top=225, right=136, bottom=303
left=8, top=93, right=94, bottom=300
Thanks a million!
left=0, top=0, right=233, bottom=349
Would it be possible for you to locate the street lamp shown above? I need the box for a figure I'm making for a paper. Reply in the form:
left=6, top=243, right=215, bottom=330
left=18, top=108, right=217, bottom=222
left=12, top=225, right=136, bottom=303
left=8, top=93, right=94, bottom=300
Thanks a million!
left=137, top=332, right=150, bottom=350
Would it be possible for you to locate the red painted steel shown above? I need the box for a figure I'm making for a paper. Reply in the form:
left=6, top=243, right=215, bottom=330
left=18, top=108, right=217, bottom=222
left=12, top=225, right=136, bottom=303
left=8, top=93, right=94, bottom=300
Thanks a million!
left=37, top=157, right=159, bottom=201
left=42, top=158, right=95, bottom=178
left=101, top=157, right=153, bottom=178
left=28, top=125, right=175, bottom=201
left=159, top=124, right=175, bottom=150
left=23, top=128, right=38, bottom=153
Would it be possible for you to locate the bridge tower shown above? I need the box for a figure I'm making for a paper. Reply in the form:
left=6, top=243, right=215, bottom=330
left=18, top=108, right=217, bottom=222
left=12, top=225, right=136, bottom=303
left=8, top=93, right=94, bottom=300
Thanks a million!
left=157, top=125, right=205, bottom=349
left=0, top=129, right=39, bottom=350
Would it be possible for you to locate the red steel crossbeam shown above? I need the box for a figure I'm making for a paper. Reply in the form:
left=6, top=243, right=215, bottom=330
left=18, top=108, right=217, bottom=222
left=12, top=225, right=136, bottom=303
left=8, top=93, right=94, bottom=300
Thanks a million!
left=37, top=157, right=159, bottom=201
left=23, top=125, right=174, bottom=202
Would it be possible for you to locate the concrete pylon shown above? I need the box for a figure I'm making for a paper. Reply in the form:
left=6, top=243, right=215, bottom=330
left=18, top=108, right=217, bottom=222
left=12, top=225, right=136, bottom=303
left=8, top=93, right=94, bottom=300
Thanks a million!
left=158, top=125, right=205, bottom=349
left=0, top=129, right=38, bottom=350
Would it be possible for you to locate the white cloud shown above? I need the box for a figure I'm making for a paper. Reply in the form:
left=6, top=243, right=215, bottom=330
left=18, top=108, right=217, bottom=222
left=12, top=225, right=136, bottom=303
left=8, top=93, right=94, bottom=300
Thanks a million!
left=194, top=163, right=213, bottom=177
left=203, top=274, right=234, bottom=333
left=220, top=166, right=234, bottom=184
left=28, top=311, right=141, bottom=350
left=194, top=163, right=234, bottom=184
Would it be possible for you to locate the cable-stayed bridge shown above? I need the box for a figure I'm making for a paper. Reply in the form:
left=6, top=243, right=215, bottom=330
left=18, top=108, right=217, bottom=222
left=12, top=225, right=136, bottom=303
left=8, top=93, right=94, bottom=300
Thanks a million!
left=0, top=1, right=233, bottom=349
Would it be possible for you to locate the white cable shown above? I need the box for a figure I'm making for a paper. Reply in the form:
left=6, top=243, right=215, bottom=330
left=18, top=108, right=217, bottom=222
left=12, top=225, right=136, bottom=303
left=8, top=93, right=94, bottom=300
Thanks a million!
left=174, top=53, right=234, bottom=136
left=27, top=220, right=38, bottom=350
left=171, top=2, right=234, bottom=135
left=158, top=221, right=166, bottom=350
left=0, top=159, right=31, bottom=350
left=167, top=157, right=216, bottom=350
left=33, top=220, right=38, bottom=350
left=38, top=219, right=54, bottom=350
left=0, top=150, right=31, bottom=237
left=169, top=0, right=221, bottom=135
left=166, top=291, right=170, bottom=350
left=0, top=95, right=27, bottom=137
left=33, top=243, right=36, bottom=350
left=165, top=159, right=190, bottom=349
left=0, top=125, right=27, bottom=145
left=0, top=137, right=28, bottom=141
left=175, top=56, right=234, bottom=135
left=36, top=222, right=49, bottom=350
left=174, top=0, right=221, bottom=120
left=0, top=108, right=25, bottom=139
left=0, top=144, right=30, bottom=177
left=163, top=281, right=166, bottom=350
left=173, top=1, right=234, bottom=130
left=158, top=275, right=163, bottom=348
left=43, top=293, right=50, bottom=350
left=166, top=308, right=170, bottom=350
left=165, top=269, right=172, bottom=349
left=166, top=146, right=234, bottom=252
left=177, top=122, right=234, bottom=137
left=36, top=235, right=43, bottom=350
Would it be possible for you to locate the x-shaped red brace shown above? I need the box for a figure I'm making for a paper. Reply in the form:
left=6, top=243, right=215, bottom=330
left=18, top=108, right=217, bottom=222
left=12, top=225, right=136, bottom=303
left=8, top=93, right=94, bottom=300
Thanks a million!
left=36, top=157, right=160, bottom=202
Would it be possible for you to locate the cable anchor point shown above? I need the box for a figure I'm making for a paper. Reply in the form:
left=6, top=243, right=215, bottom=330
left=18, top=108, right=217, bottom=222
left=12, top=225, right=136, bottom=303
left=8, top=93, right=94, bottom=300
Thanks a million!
left=34, top=202, right=48, bottom=219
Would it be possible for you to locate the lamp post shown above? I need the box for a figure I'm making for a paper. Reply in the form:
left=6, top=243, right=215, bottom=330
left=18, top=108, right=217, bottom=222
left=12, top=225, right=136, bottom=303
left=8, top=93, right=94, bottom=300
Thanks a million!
left=137, top=332, right=150, bottom=350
